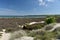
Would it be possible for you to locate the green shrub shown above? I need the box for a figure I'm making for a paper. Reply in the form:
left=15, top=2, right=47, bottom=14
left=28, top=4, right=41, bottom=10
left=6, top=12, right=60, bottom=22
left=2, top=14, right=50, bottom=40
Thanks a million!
left=6, top=28, right=13, bottom=33
left=45, top=17, right=56, bottom=24
left=23, top=24, right=43, bottom=30
left=34, top=32, right=56, bottom=40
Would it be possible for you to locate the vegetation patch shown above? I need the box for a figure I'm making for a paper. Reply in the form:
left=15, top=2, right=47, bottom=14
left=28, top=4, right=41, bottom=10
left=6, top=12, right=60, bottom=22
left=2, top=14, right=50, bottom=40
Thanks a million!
left=45, top=16, right=56, bottom=24
left=23, top=23, right=44, bottom=30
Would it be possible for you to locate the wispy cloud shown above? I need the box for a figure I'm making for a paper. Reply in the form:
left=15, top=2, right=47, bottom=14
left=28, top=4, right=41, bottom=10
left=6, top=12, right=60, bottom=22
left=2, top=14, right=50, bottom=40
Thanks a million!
left=0, top=8, right=25, bottom=15
left=38, top=0, right=46, bottom=6
left=47, top=0, right=54, bottom=2
left=38, top=0, right=55, bottom=6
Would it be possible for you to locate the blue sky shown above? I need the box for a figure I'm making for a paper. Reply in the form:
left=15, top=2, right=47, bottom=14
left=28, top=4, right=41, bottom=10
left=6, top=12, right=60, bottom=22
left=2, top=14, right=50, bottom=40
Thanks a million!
left=0, top=0, right=60, bottom=15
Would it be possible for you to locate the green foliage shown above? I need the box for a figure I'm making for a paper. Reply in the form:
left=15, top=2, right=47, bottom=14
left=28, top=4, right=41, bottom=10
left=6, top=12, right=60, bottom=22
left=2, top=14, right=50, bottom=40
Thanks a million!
left=0, top=33, right=2, bottom=36
left=23, top=24, right=43, bottom=30
left=45, top=16, right=56, bottom=24
left=28, top=30, right=56, bottom=40
left=6, top=28, right=13, bottom=33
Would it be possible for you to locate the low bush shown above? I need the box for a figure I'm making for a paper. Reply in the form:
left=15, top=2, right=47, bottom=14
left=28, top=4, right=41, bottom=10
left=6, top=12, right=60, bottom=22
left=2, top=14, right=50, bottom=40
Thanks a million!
left=45, top=16, right=56, bottom=24
left=23, top=24, right=43, bottom=30
left=6, top=28, right=13, bottom=33
left=30, top=31, right=56, bottom=40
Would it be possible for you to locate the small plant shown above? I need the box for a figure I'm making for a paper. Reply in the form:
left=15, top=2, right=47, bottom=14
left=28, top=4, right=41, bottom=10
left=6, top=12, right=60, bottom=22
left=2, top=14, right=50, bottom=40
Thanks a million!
left=45, top=16, right=56, bottom=24
left=6, top=28, right=13, bottom=33
left=0, top=33, right=2, bottom=36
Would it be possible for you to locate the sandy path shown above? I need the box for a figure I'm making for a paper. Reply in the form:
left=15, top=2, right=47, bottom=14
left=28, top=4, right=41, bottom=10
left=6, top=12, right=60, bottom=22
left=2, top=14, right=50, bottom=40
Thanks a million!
left=42, top=23, right=60, bottom=32
left=28, top=21, right=44, bottom=25
left=49, top=23, right=60, bottom=32
left=0, top=32, right=11, bottom=40
left=14, top=36, right=34, bottom=40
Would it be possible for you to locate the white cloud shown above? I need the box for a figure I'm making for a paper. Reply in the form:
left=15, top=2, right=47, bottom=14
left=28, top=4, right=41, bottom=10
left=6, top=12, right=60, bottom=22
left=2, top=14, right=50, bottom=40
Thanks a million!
left=38, top=0, right=46, bottom=6
left=38, top=0, right=55, bottom=6
left=47, top=0, right=54, bottom=2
